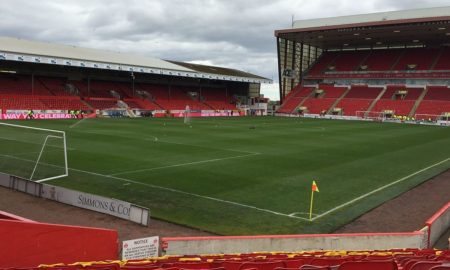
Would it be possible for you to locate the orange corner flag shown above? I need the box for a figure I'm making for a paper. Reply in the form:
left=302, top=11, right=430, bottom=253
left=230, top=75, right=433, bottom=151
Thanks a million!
left=309, top=180, right=319, bottom=221
left=312, top=180, right=319, bottom=192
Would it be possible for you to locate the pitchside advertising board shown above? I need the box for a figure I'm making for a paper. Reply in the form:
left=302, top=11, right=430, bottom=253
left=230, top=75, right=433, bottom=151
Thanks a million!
left=41, top=185, right=132, bottom=219
left=0, top=162, right=150, bottom=226
left=40, top=184, right=150, bottom=226
left=0, top=110, right=73, bottom=120
left=122, top=236, right=159, bottom=260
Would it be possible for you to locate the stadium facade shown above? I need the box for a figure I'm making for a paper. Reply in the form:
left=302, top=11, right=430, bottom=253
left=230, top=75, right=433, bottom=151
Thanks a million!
left=275, top=6, right=450, bottom=122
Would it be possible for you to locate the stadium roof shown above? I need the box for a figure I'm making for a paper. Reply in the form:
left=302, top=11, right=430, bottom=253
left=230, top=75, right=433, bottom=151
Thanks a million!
left=0, top=37, right=271, bottom=84
left=275, top=6, right=450, bottom=49
left=168, top=61, right=267, bottom=80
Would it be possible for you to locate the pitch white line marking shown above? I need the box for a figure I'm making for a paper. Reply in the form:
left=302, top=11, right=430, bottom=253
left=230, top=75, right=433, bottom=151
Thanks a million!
left=71, top=166, right=312, bottom=220
left=153, top=139, right=260, bottom=155
left=82, top=130, right=259, bottom=155
left=2, top=154, right=448, bottom=223
left=8, top=148, right=65, bottom=157
left=311, top=157, right=450, bottom=221
left=0, top=135, right=75, bottom=150
left=0, top=153, right=309, bottom=220
left=289, top=212, right=318, bottom=217
left=110, top=153, right=260, bottom=176
left=144, top=136, right=158, bottom=142
left=69, top=118, right=88, bottom=129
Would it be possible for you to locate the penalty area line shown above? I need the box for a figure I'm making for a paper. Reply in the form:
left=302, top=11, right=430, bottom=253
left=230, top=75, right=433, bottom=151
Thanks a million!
left=311, top=157, right=450, bottom=221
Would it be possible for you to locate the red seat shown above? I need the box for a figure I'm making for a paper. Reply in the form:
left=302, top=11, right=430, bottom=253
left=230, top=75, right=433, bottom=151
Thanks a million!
left=222, top=261, right=245, bottom=270
left=310, top=258, right=349, bottom=267
left=430, top=266, right=450, bottom=270
left=239, top=262, right=285, bottom=270
left=410, top=262, right=444, bottom=270
left=172, top=262, right=212, bottom=269
left=300, top=266, right=331, bottom=270
left=337, top=260, right=397, bottom=270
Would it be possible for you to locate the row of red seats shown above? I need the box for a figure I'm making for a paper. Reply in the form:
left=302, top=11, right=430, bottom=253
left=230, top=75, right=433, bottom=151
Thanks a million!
left=415, top=101, right=450, bottom=119
left=371, top=100, right=416, bottom=116
left=335, top=98, right=373, bottom=116
left=123, top=98, right=162, bottom=110
left=0, top=95, right=236, bottom=111
left=0, top=96, right=90, bottom=110
left=279, top=84, right=450, bottom=117
left=204, top=101, right=237, bottom=110
left=27, top=249, right=450, bottom=270
left=381, top=86, right=423, bottom=100
left=84, top=99, right=119, bottom=110
left=277, top=86, right=313, bottom=113
left=308, top=47, right=448, bottom=75
left=0, top=74, right=237, bottom=110
left=434, top=47, right=450, bottom=70
left=308, top=71, right=450, bottom=80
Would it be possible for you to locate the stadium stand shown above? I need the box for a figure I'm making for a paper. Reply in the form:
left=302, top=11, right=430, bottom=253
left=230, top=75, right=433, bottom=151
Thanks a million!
left=360, top=49, right=403, bottom=71
left=0, top=37, right=269, bottom=116
left=330, top=50, right=370, bottom=72
left=307, top=48, right=443, bottom=77
left=433, top=47, right=450, bottom=70
left=37, top=76, right=71, bottom=96
left=275, top=7, right=450, bottom=121
left=276, top=86, right=313, bottom=113
left=0, top=95, right=90, bottom=110
left=0, top=74, right=240, bottom=111
left=84, top=98, right=119, bottom=110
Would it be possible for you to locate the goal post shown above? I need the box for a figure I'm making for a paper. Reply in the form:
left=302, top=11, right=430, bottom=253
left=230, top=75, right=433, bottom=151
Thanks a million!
left=414, top=114, right=444, bottom=122
left=0, top=122, right=68, bottom=182
left=184, top=105, right=191, bottom=125
left=355, top=111, right=386, bottom=121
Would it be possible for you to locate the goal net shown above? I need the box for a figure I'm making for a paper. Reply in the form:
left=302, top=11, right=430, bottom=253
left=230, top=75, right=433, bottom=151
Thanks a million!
left=415, top=114, right=446, bottom=122
left=184, top=105, right=192, bottom=124
left=355, top=111, right=386, bottom=121
left=0, top=122, right=68, bottom=182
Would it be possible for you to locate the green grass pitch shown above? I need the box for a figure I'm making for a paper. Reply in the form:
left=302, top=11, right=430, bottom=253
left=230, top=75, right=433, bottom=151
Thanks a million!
left=1, top=117, right=449, bottom=235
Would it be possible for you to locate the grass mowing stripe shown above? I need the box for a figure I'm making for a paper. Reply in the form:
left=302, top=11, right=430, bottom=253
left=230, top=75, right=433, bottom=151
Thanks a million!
left=110, top=153, right=261, bottom=176
left=81, top=129, right=260, bottom=155
left=69, top=117, right=88, bottom=129
left=1, top=153, right=310, bottom=221
left=69, top=166, right=311, bottom=221
left=311, top=157, right=450, bottom=221
left=4, top=117, right=449, bottom=234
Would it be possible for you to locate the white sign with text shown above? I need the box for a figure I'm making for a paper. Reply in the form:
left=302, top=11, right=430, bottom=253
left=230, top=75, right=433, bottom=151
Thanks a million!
left=122, top=236, right=159, bottom=260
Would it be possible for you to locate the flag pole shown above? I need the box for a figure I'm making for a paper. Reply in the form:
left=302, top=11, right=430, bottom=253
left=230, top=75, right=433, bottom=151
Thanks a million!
left=309, top=188, right=314, bottom=221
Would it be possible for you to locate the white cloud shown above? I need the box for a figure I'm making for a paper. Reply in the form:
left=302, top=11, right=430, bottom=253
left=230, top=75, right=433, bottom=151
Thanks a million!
left=261, top=83, right=280, bottom=101
left=0, top=0, right=448, bottom=100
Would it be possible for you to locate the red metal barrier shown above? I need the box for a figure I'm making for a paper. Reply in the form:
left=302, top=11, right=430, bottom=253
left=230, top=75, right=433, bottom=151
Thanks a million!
left=0, top=218, right=118, bottom=268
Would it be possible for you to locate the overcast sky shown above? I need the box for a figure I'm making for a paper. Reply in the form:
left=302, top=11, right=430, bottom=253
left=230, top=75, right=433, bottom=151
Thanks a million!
left=0, top=0, right=448, bottom=100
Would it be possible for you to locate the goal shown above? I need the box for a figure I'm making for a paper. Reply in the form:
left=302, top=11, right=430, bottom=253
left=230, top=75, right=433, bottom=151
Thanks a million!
left=184, top=105, right=192, bottom=124
left=0, top=122, right=68, bottom=182
left=355, top=111, right=387, bottom=121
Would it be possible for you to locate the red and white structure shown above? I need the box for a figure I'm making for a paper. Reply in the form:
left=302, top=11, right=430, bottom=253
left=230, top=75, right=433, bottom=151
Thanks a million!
left=0, top=37, right=271, bottom=119
left=275, top=7, right=450, bottom=122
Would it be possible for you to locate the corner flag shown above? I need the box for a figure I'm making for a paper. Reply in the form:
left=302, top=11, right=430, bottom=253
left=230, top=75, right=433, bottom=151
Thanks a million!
left=309, top=180, right=319, bottom=220
left=312, top=180, right=319, bottom=192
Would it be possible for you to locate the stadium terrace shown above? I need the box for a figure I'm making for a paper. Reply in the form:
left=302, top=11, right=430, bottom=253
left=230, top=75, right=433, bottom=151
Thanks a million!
left=0, top=37, right=271, bottom=119
left=275, top=6, right=450, bottom=124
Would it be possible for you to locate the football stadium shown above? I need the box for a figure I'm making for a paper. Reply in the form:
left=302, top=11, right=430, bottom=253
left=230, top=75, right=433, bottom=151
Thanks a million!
left=0, top=5, right=450, bottom=270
